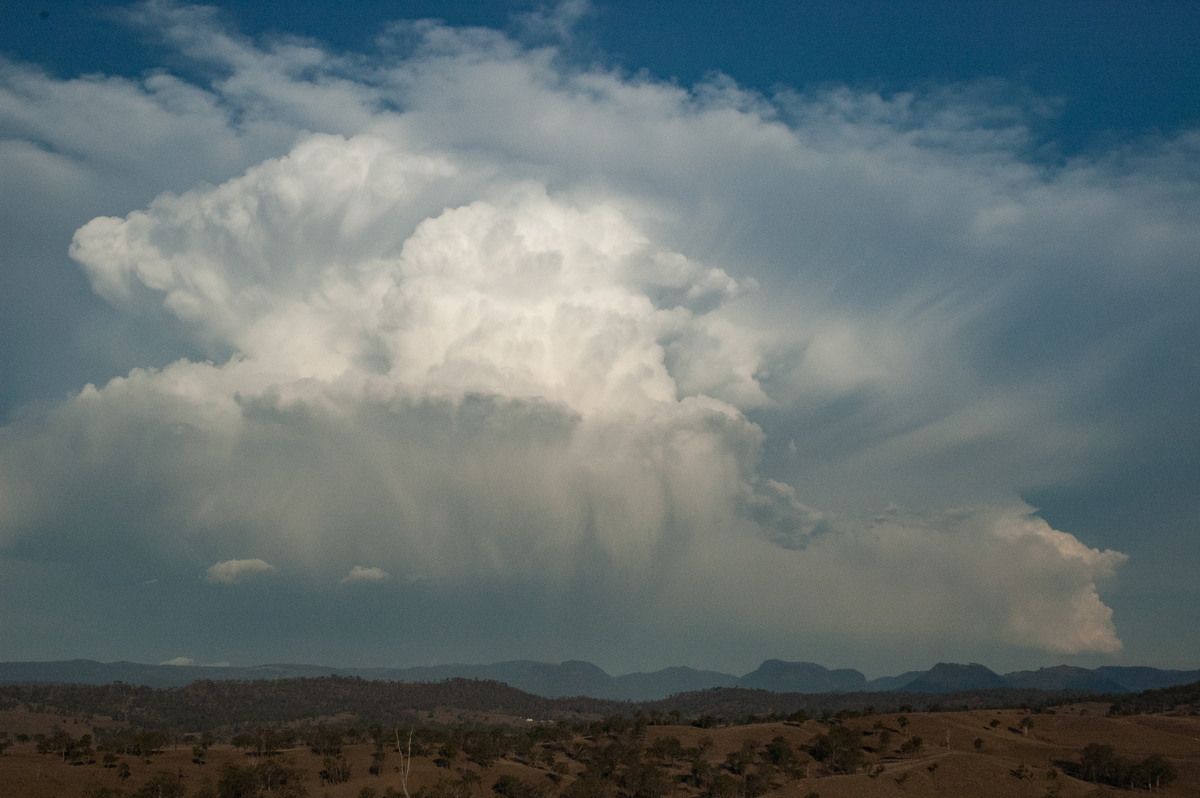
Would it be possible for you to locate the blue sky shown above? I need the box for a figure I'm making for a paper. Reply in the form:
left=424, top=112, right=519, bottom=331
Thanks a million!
left=1, top=1, right=1198, bottom=677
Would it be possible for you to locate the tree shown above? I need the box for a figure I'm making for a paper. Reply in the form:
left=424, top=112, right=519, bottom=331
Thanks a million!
left=1079, top=743, right=1178, bottom=791
left=724, top=740, right=757, bottom=775
left=762, top=736, right=796, bottom=773
left=689, top=754, right=715, bottom=789
left=251, top=727, right=281, bottom=756
left=136, top=729, right=168, bottom=757
left=647, top=735, right=685, bottom=764
left=742, top=766, right=776, bottom=798
left=396, top=728, right=414, bottom=798
left=459, top=767, right=483, bottom=794
left=811, top=725, right=864, bottom=774
left=642, top=762, right=676, bottom=798
left=321, top=755, right=352, bottom=785
left=1129, top=754, right=1177, bottom=791
left=310, top=724, right=343, bottom=756
left=704, top=772, right=740, bottom=798
left=493, top=774, right=546, bottom=798
left=220, top=758, right=306, bottom=798
left=135, top=770, right=185, bottom=798
left=37, top=728, right=75, bottom=760
left=1079, top=743, right=1119, bottom=784
left=218, top=762, right=259, bottom=798
left=72, top=733, right=95, bottom=764
left=256, top=757, right=302, bottom=794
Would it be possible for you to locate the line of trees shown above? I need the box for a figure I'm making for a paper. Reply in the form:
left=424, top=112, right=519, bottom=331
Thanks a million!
left=1076, top=742, right=1177, bottom=791
left=7, top=676, right=1156, bottom=732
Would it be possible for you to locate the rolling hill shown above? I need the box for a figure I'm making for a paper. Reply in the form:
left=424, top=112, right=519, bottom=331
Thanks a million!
left=2, top=658, right=1198, bottom=700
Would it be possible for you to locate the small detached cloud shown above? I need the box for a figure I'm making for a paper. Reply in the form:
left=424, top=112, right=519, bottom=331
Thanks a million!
left=204, top=559, right=276, bottom=584
left=160, top=656, right=196, bottom=666
left=341, top=565, right=391, bottom=584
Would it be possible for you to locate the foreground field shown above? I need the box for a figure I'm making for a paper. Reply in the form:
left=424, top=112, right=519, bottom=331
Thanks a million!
left=2, top=701, right=1198, bottom=798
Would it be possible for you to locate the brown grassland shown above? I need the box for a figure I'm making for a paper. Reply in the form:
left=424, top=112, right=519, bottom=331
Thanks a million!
left=2, top=700, right=1199, bottom=798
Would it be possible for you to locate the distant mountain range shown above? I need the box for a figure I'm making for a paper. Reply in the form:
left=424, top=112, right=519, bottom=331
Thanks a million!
left=1, top=658, right=1197, bottom=700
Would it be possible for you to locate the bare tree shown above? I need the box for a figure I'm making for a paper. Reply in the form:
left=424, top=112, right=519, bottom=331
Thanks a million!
left=395, top=727, right=414, bottom=798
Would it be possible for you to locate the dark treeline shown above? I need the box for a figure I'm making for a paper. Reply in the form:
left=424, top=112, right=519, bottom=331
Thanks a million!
left=1106, top=678, right=1200, bottom=715
left=645, top=686, right=1098, bottom=720
left=3, top=676, right=1198, bottom=736
left=1062, top=743, right=1179, bottom=791
left=0, top=677, right=614, bottom=731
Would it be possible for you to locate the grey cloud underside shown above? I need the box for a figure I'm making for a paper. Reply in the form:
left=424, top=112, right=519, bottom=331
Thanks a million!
left=2, top=3, right=1196, bottom=672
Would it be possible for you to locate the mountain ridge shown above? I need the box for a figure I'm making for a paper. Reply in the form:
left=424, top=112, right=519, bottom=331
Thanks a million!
left=2, top=658, right=1198, bottom=700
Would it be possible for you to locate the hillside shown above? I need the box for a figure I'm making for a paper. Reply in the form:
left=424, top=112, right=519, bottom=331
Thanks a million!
left=11, top=675, right=1200, bottom=734
left=1, top=683, right=1197, bottom=798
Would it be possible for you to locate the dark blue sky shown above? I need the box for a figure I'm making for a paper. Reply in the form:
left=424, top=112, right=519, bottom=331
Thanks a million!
left=5, top=1, right=1198, bottom=151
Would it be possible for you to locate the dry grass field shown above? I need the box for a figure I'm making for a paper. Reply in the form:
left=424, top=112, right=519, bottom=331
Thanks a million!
left=2, top=703, right=1198, bottom=797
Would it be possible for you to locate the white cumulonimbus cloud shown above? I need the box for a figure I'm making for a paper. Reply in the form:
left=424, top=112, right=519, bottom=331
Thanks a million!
left=2, top=129, right=1123, bottom=658
left=3, top=4, right=1192, bottom=670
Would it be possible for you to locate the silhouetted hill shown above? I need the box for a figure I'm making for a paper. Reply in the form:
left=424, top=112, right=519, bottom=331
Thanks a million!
left=613, top=665, right=738, bottom=699
left=0, top=659, right=378, bottom=689
left=4, top=658, right=1200, bottom=700
left=1003, top=665, right=1126, bottom=692
left=0, top=659, right=723, bottom=701
left=737, top=659, right=866, bottom=693
left=366, top=660, right=737, bottom=700
left=900, top=662, right=1007, bottom=693
left=390, top=660, right=615, bottom=698
left=866, top=670, right=924, bottom=691
left=1095, top=665, right=1200, bottom=691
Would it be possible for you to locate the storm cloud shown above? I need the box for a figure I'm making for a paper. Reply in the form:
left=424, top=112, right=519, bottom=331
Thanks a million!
left=2, top=2, right=1196, bottom=674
